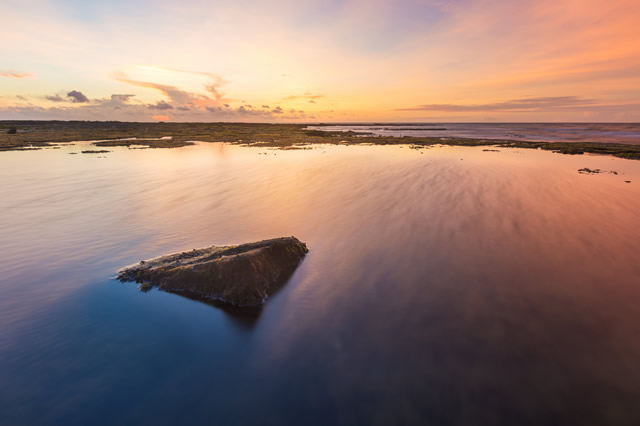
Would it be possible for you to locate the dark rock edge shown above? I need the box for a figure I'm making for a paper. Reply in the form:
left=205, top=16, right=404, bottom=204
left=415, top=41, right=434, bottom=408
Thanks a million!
left=117, top=237, right=308, bottom=307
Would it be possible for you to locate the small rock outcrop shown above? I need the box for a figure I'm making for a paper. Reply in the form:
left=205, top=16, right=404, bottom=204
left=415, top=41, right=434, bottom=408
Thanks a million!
left=578, top=168, right=602, bottom=174
left=117, top=237, right=308, bottom=306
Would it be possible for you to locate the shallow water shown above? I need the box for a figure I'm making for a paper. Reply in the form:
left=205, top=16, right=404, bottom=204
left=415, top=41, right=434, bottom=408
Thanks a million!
left=1, top=142, right=640, bottom=425
left=307, top=123, right=640, bottom=144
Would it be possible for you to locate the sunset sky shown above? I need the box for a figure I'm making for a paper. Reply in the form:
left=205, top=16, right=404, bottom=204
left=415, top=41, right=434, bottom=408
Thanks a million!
left=1, top=0, right=639, bottom=122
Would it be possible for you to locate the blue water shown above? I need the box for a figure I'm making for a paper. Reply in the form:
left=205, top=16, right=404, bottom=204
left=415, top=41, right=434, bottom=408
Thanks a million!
left=306, top=123, right=640, bottom=144
left=1, top=142, right=640, bottom=425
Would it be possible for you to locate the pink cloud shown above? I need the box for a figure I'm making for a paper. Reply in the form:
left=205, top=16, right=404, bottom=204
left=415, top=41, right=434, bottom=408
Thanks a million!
left=0, top=71, right=33, bottom=79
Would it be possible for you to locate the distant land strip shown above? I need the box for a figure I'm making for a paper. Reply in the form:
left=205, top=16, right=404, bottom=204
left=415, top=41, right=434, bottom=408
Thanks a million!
left=1, top=121, right=639, bottom=160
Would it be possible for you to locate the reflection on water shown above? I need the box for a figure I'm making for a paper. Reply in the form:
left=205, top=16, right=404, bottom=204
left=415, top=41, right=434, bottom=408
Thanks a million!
left=1, top=142, right=640, bottom=425
left=307, top=122, right=640, bottom=144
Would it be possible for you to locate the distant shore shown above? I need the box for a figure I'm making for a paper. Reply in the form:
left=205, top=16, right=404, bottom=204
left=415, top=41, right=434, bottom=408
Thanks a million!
left=2, top=121, right=640, bottom=160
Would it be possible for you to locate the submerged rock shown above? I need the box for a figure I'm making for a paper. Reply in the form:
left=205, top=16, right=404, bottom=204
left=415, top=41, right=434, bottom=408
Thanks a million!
left=578, top=168, right=602, bottom=174
left=117, top=237, right=308, bottom=307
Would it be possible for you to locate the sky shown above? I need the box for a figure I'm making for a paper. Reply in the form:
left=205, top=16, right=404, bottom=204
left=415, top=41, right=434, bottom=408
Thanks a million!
left=1, top=0, right=639, bottom=122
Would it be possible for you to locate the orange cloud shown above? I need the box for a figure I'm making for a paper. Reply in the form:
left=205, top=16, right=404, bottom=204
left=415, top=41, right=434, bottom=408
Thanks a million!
left=113, top=70, right=230, bottom=112
left=283, top=93, right=324, bottom=101
left=114, top=72, right=197, bottom=104
left=152, top=115, right=170, bottom=121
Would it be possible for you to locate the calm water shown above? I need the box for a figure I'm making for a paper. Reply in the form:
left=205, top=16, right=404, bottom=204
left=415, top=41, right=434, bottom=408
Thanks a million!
left=1, top=141, right=640, bottom=425
left=307, top=123, right=640, bottom=144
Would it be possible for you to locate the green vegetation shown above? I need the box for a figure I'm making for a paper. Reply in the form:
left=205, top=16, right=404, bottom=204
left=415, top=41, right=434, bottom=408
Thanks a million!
left=1, top=120, right=640, bottom=160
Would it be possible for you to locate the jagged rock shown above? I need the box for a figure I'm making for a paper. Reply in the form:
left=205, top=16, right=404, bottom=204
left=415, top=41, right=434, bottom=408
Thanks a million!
left=117, top=237, right=308, bottom=306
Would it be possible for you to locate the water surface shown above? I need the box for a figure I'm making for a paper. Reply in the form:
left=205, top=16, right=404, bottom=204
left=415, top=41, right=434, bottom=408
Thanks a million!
left=307, top=123, right=640, bottom=144
left=1, top=142, right=640, bottom=425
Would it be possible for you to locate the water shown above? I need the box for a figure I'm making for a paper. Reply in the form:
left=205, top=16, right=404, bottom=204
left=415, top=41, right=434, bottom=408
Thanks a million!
left=306, top=123, right=640, bottom=144
left=1, top=141, right=640, bottom=425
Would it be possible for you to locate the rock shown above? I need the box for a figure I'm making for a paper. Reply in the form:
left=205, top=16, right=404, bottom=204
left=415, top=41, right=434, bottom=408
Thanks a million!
left=578, top=168, right=602, bottom=174
left=117, top=237, right=308, bottom=307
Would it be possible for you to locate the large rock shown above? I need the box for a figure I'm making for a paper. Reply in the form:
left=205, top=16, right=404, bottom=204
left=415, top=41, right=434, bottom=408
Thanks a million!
left=117, top=237, right=308, bottom=307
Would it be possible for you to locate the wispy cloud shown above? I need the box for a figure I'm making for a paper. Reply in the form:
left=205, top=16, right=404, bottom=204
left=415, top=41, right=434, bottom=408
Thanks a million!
left=114, top=72, right=199, bottom=104
left=0, top=71, right=33, bottom=79
left=45, top=94, right=65, bottom=102
left=112, top=68, right=230, bottom=109
left=395, top=96, right=599, bottom=112
left=152, top=66, right=229, bottom=102
left=283, top=92, right=324, bottom=102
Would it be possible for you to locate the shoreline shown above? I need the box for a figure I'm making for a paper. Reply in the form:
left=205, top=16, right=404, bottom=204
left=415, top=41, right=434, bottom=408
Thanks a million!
left=2, top=121, right=640, bottom=160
